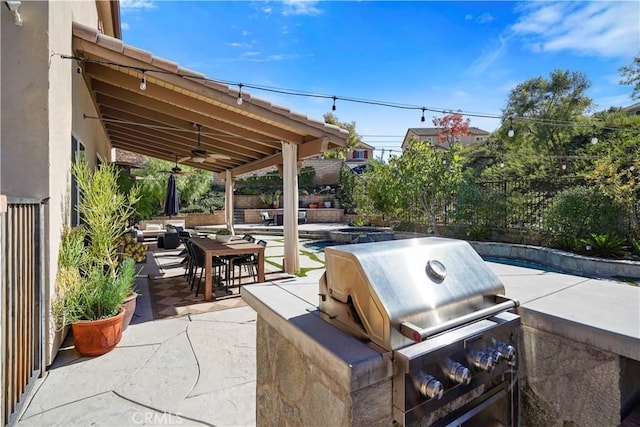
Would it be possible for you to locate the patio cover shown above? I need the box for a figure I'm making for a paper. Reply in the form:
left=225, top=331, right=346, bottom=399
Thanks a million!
left=71, top=22, right=348, bottom=274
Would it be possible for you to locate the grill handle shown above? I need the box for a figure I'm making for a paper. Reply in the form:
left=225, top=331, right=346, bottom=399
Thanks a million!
left=400, top=296, right=519, bottom=343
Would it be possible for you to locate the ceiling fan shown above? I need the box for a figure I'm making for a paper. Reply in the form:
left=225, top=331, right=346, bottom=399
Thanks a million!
left=179, top=124, right=232, bottom=164
left=160, top=154, right=194, bottom=176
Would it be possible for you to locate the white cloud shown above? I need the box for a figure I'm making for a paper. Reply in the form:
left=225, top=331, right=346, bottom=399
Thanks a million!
left=511, top=2, right=640, bottom=58
left=282, top=25, right=289, bottom=35
left=469, top=35, right=509, bottom=75
left=121, top=22, right=130, bottom=31
left=120, top=0, right=155, bottom=11
left=282, top=0, right=322, bottom=16
left=465, top=13, right=473, bottom=21
left=242, top=30, right=250, bottom=37
left=476, top=12, right=495, bottom=24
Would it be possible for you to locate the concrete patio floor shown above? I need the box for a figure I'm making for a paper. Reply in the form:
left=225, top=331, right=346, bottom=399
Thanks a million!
left=16, top=231, right=331, bottom=427
left=15, top=228, right=639, bottom=426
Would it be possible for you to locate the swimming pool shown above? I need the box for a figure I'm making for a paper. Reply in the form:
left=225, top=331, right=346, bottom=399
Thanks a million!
left=481, top=256, right=564, bottom=273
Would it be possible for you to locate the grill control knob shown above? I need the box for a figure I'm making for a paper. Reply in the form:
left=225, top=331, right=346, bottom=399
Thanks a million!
left=470, top=351, right=495, bottom=372
left=444, top=360, right=471, bottom=385
left=495, top=342, right=516, bottom=362
left=415, top=372, right=443, bottom=400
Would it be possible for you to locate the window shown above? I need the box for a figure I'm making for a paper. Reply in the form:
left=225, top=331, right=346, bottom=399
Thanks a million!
left=71, top=136, right=85, bottom=226
left=422, top=137, right=433, bottom=142
left=475, top=136, right=485, bottom=142
left=353, top=150, right=368, bottom=159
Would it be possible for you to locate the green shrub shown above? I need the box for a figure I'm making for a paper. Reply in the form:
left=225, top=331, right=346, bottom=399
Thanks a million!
left=542, top=186, right=625, bottom=247
left=584, top=233, right=629, bottom=259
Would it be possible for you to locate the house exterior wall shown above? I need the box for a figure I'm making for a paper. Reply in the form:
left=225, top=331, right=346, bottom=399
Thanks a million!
left=401, top=128, right=489, bottom=150
left=1, top=0, right=112, bottom=365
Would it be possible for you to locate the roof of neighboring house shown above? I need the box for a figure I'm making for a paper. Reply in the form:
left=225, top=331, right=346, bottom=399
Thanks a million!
left=406, top=127, right=490, bottom=137
left=71, top=22, right=348, bottom=178
left=353, top=141, right=375, bottom=150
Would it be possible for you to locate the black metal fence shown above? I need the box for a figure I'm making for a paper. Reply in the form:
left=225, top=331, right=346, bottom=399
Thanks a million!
left=397, top=177, right=639, bottom=238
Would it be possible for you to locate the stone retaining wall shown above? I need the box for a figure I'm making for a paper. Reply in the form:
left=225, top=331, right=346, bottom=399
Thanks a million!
left=244, top=208, right=344, bottom=223
left=471, top=241, right=640, bottom=278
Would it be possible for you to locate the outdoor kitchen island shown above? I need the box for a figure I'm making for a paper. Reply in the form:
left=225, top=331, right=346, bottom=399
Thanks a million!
left=242, top=237, right=640, bottom=427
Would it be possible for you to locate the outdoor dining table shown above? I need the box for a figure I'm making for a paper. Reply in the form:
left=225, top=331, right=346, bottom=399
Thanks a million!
left=190, top=236, right=266, bottom=301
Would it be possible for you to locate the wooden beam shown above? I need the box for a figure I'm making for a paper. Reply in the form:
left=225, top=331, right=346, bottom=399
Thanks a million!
left=298, top=137, right=329, bottom=159
left=81, top=59, right=308, bottom=143
left=89, top=77, right=284, bottom=151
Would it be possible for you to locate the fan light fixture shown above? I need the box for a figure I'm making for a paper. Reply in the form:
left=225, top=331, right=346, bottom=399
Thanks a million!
left=192, top=155, right=205, bottom=163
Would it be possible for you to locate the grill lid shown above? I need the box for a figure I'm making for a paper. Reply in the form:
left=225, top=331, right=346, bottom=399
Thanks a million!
left=318, top=237, right=506, bottom=351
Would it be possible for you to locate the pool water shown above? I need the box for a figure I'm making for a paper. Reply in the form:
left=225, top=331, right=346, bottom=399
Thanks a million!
left=303, top=241, right=565, bottom=274
left=482, top=256, right=564, bottom=273
left=302, top=240, right=343, bottom=251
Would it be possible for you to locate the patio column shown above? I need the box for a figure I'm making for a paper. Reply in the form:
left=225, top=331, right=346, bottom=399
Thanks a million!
left=281, top=141, right=300, bottom=274
left=224, top=169, right=235, bottom=235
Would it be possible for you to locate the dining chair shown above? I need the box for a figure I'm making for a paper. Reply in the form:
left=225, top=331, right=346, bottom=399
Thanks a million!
left=189, top=241, right=228, bottom=296
left=230, top=239, right=267, bottom=291
left=242, top=234, right=256, bottom=243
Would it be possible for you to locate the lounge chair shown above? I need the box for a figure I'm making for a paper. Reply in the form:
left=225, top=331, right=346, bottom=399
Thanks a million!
left=260, top=211, right=274, bottom=225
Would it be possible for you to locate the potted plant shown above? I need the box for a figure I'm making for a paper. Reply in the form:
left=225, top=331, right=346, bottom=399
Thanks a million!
left=323, top=197, right=333, bottom=208
left=216, top=227, right=233, bottom=242
left=53, top=159, right=140, bottom=356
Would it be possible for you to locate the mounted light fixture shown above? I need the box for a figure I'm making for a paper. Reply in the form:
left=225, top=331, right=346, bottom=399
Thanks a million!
left=507, top=117, right=514, bottom=137
left=5, top=1, right=23, bottom=26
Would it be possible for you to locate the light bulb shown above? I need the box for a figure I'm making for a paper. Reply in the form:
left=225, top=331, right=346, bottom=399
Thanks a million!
left=508, top=127, right=514, bottom=138
left=421, top=108, right=425, bottom=122
left=591, top=136, right=598, bottom=144
left=140, top=76, right=147, bottom=91
left=561, top=164, right=567, bottom=170
left=332, top=96, right=337, bottom=111
left=630, top=165, right=635, bottom=171
left=500, top=162, right=505, bottom=168
left=237, top=84, right=243, bottom=105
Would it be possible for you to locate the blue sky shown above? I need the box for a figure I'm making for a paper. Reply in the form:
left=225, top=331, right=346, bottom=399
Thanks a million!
left=120, top=1, right=639, bottom=157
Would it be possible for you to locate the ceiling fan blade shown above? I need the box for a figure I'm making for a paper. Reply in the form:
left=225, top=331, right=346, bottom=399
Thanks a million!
left=207, top=153, right=232, bottom=160
left=177, top=156, right=191, bottom=163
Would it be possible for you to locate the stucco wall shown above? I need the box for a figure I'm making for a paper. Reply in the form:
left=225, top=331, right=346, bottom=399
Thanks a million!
left=1, top=0, right=111, bottom=365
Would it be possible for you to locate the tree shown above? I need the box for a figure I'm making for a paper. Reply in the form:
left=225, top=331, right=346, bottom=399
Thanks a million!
left=432, top=112, right=470, bottom=147
left=323, top=113, right=363, bottom=159
left=502, top=69, right=593, bottom=175
left=132, top=157, right=213, bottom=218
left=619, top=53, right=640, bottom=100
left=391, top=139, right=464, bottom=233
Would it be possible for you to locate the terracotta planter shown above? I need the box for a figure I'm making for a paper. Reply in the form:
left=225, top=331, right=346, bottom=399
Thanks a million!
left=71, top=308, right=125, bottom=357
left=121, top=292, right=138, bottom=332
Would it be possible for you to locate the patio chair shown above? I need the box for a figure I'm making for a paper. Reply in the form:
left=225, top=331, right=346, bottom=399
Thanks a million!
left=242, top=234, right=256, bottom=243
left=230, top=239, right=267, bottom=291
left=191, top=242, right=228, bottom=296
left=260, top=211, right=274, bottom=226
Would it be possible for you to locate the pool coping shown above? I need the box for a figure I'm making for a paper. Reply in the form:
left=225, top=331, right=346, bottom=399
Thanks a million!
left=469, top=241, right=640, bottom=279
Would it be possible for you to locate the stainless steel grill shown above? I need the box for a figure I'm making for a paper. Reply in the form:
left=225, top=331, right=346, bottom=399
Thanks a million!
left=318, top=237, right=520, bottom=426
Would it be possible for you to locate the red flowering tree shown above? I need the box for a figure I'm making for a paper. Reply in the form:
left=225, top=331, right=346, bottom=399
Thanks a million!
left=432, top=113, right=470, bottom=147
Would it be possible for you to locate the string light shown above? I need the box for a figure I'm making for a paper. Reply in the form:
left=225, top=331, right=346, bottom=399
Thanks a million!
left=59, top=54, right=636, bottom=134
left=237, top=84, right=243, bottom=105
left=591, top=125, right=598, bottom=144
